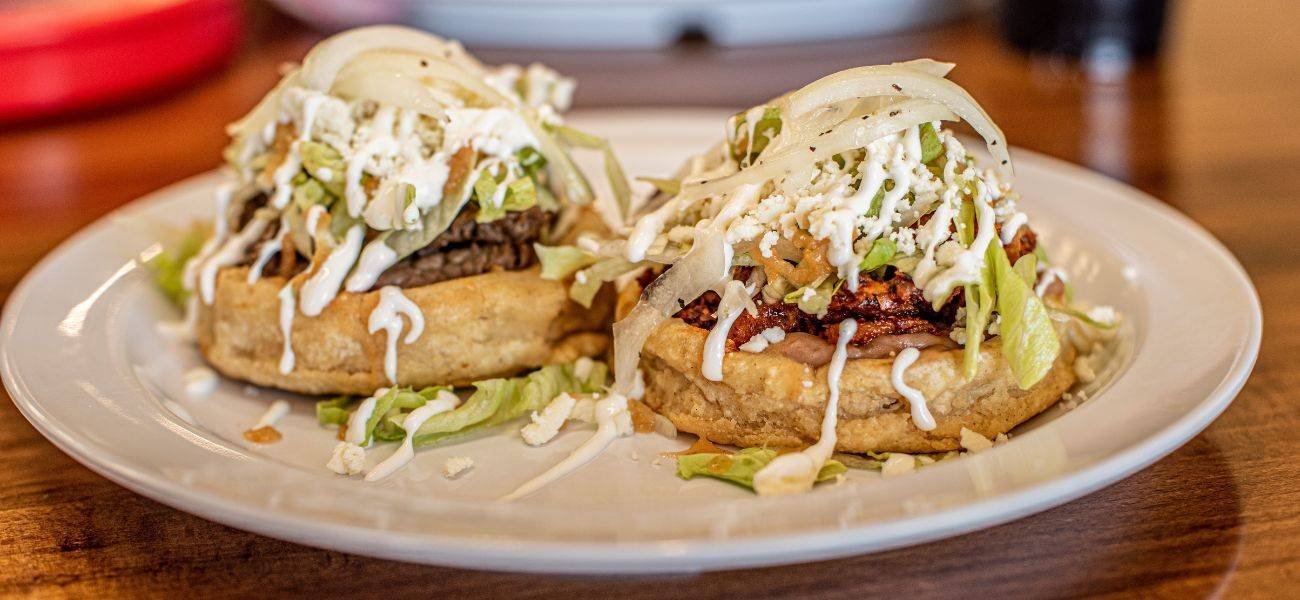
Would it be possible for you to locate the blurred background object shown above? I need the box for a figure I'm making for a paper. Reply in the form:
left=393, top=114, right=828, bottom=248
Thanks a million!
left=0, top=0, right=243, bottom=124
left=998, top=0, right=1167, bottom=82
left=267, top=0, right=967, bottom=49
left=998, top=0, right=1167, bottom=59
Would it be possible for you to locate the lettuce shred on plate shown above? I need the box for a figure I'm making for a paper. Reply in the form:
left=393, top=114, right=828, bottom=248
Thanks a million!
left=317, top=360, right=608, bottom=449
left=677, top=448, right=846, bottom=490
left=151, top=224, right=208, bottom=307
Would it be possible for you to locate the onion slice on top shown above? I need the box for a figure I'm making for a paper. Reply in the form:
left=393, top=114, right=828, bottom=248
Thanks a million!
left=613, top=230, right=730, bottom=392
left=298, top=25, right=485, bottom=93
left=680, top=98, right=956, bottom=202
left=783, top=63, right=1012, bottom=172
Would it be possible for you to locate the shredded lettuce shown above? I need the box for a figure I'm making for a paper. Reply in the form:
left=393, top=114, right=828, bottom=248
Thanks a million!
left=784, top=276, right=836, bottom=314
left=314, top=361, right=609, bottom=448
left=292, top=175, right=330, bottom=211
left=570, top=257, right=640, bottom=308
left=151, top=224, right=208, bottom=307
left=1013, top=254, right=1037, bottom=287
left=316, top=395, right=358, bottom=426
left=298, top=141, right=345, bottom=197
left=961, top=201, right=997, bottom=379
left=551, top=124, right=632, bottom=220
left=362, top=387, right=450, bottom=445
left=857, top=238, right=897, bottom=272
left=677, top=448, right=846, bottom=491
left=474, top=170, right=538, bottom=223
left=413, top=361, right=607, bottom=447
left=516, top=146, right=547, bottom=178
left=920, top=122, right=943, bottom=164
left=636, top=176, right=681, bottom=197
left=990, top=243, right=1060, bottom=389
left=535, top=244, right=598, bottom=280
left=729, top=106, right=782, bottom=167
left=1049, top=305, right=1119, bottom=330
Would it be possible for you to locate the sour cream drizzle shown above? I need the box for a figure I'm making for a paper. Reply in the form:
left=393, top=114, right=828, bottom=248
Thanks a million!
left=702, top=280, right=750, bottom=381
left=367, top=286, right=426, bottom=385
left=269, top=145, right=302, bottom=210
left=298, top=225, right=364, bottom=316
left=198, top=213, right=272, bottom=304
left=346, top=106, right=400, bottom=217
left=890, top=347, right=936, bottom=431
left=500, top=393, right=633, bottom=501
left=920, top=180, right=997, bottom=302
left=254, top=399, right=291, bottom=429
left=1036, top=267, right=1066, bottom=297
left=364, top=392, right=460, bottom=481
left=277, top=284, right=296, bottom=374
left=247, top=227, right=287, bottom=284
left=752, top=318, right=856, bottom=496
left=1000, top=211, right=1028, bottom=245
left=344, top=387, right=388, bottom=446
left=345, top=238, right=398, bottom=292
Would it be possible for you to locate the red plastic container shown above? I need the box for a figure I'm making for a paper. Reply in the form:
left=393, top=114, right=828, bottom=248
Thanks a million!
left=0, top=0, right=243, bottom=123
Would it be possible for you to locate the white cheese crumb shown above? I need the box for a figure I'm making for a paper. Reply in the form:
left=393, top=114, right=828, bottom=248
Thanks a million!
left=442, top=456, right=474, bottom=479
left=739, top=335, right=769, bottom=353
left=572, top=356, right=594, bottom=380
left=740, top=327, right=787, bottom=353
left=521, top=392, right=577, bottom=446
left=758, top=231, right=779, bottom=258
left=959, top=427, right=994, bottom=453
left=949, top=326, right=967, bottom=345
left=326, top=442, right=365, bottom=475
left=986, top=314, right=1001, bottom=336
left=881, top=453, right=917, bottom=478
left=802, top=380, right=813, bottom=388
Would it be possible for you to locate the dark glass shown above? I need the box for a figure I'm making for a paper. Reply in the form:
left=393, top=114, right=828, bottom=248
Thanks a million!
left=998, top=0, right=1168, bottom=59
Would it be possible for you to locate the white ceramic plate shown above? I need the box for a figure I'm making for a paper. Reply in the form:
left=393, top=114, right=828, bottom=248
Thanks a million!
left=1, top=110, right=1261, bottom=574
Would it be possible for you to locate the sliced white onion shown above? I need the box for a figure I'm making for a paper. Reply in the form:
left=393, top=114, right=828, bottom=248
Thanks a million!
left=298, top=25, right=485, bottom=93
left=521, top=109, right=594, bottom=205
left=681, top=99, right=956, bottom=202
left=780, top=59, right=952, bottom=143
left=782, top=63, right=1011, bottom=171
left=225, top=69, right=300, bottom=158
left=331, top=50, right=507, bottom=107
left=331, top=66, right=447, bottom=120
left=613, top=230, right=730, bottom=392
left=894, top=58, right=956, bottom=77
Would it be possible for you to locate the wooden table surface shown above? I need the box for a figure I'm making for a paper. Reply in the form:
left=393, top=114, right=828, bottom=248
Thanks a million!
left=2, top=2, right=1297, bottom=597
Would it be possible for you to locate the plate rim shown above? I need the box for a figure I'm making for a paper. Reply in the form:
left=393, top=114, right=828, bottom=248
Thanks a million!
left=1, top=112, right=1262, bottom=573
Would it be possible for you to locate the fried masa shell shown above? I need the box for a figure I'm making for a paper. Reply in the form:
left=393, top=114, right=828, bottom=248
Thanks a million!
left=196, top=266, right=613, bottom=395
left=637, top=317, right=1077, bottom=454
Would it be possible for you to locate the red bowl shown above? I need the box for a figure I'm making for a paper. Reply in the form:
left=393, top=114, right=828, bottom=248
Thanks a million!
left=0, top=0, right=243, bottom=123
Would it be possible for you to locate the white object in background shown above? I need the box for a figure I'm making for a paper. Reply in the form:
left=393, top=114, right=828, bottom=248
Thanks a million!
left=269, top=0, right=966, bottom=50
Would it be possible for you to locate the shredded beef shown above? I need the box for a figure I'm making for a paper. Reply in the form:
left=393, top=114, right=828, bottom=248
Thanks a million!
left=658, top=226, right=1039, bottom=349
left=235, top=193, right=552, bottom=289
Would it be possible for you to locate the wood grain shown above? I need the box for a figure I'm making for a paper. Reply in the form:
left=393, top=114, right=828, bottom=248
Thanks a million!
left=2, top=1, right=1298, bottom=597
